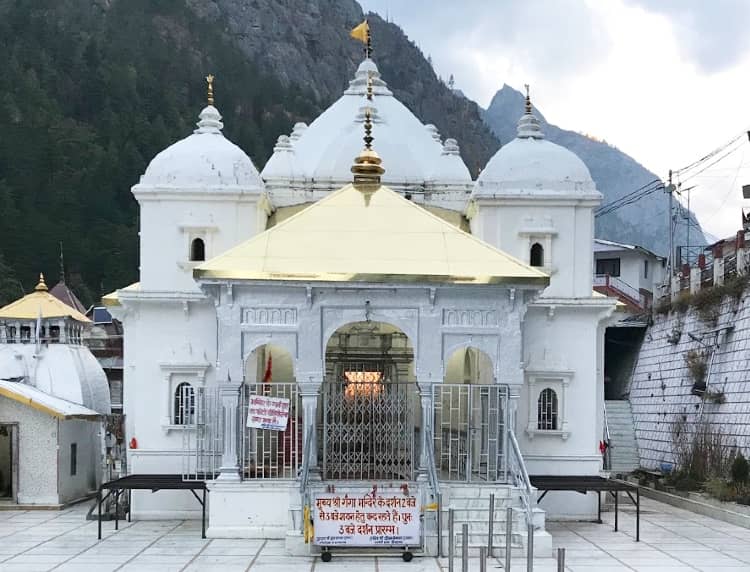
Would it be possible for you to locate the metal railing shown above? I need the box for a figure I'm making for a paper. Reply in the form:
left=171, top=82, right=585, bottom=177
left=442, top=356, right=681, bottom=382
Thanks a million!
left=433, top=384, right=509, bottom=483
left=508, top=429, right=533, bottom=522
left=240, top=382, right=302, bottom=479
left=182, top=382, right=303, bottom=481
left=594, top=274, right=644, bottom=307
left=509, top=428, right=535, bottom=570
left=182, top=385, right=222, bottom=480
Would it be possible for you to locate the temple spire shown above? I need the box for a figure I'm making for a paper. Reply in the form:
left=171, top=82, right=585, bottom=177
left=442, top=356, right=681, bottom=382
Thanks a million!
left=59, top=241, right=65, bottom=284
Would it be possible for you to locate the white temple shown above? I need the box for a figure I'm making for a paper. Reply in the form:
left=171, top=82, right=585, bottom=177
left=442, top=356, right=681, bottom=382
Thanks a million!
left=104, top=59, right=616, bottom=556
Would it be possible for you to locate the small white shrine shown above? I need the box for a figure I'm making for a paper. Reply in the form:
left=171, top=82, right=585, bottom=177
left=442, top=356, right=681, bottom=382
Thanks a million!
left=0, top=275, right=111, bottom=505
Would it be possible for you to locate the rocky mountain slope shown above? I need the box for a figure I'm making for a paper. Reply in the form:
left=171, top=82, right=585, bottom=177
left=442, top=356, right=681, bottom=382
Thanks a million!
left=0, top=0, right=497, bottom=305
left=0, top=0, right=703, bottom=305
left=483, top=85, right=705, bottom=256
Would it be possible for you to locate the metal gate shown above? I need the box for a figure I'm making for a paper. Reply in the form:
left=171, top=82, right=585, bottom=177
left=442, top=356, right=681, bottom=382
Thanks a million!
left=433, top=384, right=509, bottom=482
left=321, top=379, right=417, bottom=480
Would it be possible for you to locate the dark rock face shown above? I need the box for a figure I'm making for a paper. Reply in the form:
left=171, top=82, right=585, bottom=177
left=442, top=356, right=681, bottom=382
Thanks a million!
left=483, top=85, right=705, bottom=256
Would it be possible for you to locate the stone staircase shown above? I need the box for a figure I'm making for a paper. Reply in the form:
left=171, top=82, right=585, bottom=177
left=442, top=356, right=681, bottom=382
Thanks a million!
left=605, top=400, right=641, bottom=474
left=428, top=484, right=551, bottom=557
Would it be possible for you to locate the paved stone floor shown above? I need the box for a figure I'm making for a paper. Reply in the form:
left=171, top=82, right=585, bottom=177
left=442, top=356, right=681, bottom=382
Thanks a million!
left=0, top=498, right=748, bottom=571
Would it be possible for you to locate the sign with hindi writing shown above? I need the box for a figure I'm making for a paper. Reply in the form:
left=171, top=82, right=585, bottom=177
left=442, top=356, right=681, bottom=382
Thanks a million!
left=246, top=395, right=290, bottom=431
left=313, top=492, right=421, bottom=547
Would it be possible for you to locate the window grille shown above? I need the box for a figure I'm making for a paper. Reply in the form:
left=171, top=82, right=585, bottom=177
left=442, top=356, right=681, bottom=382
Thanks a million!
left=174, top=382, right=196, bottom=425
left=537, top=388, right=558, bottom=430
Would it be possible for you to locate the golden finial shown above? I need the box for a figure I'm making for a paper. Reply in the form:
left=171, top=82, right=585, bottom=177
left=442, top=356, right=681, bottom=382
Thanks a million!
left=34, top=273, right=48, bottom=292
left=351, top=105, right=384, bottom=195
left=524, top=83, right=532, bottom=114
left=206, top=74, right=215, bottom=106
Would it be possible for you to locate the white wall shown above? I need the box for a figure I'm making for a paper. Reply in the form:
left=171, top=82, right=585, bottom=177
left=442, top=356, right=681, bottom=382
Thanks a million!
left=520, top=306, right=603, bottom=477
left=0, top=398, right=58, bottom=505
left=57, top=419, right=102, bottom=504
left=122, top=299, right=217, bottom=518
left=472, top=201, right=596, bottom=299
left=631, top=292, right=750, bottom=469
left=137, top=193, right=265, bottom=292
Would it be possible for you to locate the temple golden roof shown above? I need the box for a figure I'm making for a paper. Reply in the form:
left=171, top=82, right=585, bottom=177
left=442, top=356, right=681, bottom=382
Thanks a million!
left=195, top=184, right=549, bottom=285
left=0, top=274, right=90, bottom=322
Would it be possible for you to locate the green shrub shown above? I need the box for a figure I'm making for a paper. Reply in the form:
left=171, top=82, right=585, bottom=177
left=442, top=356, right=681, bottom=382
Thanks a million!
left=723, top=274, right=750, bottom=303
left=672, top=292, right=692, bottom=314
left=690, top=286, right=723, bottom=325
left=704, top=478, right=736, bottom=502
left=732, top=453, right=750, bottom=485
left=685, top=350, right=708, bottom=386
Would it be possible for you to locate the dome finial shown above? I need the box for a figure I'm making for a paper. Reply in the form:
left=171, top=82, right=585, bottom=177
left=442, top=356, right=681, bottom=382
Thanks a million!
left=351, top=80, right=385, bottom=194
left=524, top=83, right=532, bottom=114
left=34, top=273, right=48, bottom=292
left=366, top=74, right=373, bottom=102
left=517, top=83, right=544, bottom=140
left=206, top=74, right=215, bottom=106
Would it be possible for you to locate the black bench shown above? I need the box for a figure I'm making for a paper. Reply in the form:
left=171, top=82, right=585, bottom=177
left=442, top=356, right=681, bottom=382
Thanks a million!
left=530, top=475, right=641, bottom=541
left=96, top=474, right=208, bottom=539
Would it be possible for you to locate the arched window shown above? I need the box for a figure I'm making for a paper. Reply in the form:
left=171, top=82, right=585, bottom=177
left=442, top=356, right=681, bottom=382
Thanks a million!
left=173, top=382, right=195, bottom=425
left=190, top=238, right=205, bottom=262
left=537, top=388, right=558, bottom=430
left=530, top=243, right=544, bottom=267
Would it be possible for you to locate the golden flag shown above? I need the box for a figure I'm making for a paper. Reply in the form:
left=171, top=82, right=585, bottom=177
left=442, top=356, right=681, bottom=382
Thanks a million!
left=350, top=20, right=369, bottom=43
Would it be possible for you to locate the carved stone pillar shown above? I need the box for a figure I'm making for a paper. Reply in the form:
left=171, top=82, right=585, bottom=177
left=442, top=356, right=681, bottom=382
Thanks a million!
left=299, top=379, right=323, bottom=478
left=416, top=383, right=435, bottom=481
left=217, top=380, right=241, bottom=482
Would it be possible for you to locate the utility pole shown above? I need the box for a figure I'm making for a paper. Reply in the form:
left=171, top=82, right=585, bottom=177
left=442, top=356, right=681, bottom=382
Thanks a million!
left=667, top=170, right=675, bottom=280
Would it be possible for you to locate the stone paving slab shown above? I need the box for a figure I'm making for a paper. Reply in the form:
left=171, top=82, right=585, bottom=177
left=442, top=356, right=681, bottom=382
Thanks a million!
left=0, top=498, right=749, bottom=570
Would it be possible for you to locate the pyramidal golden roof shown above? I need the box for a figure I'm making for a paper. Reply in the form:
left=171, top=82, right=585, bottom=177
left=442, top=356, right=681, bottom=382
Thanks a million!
left=195, top=184, right=549, bottom=286
left=0, top=273, right=90, bottom=322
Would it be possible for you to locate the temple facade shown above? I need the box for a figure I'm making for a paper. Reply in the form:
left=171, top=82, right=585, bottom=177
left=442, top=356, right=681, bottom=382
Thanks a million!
left=105, top=58, right=616, bottom=555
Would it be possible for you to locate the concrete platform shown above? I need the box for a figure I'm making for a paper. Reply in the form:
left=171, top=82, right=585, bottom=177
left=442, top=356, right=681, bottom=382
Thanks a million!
left=0, top=498, right=749, bottom=570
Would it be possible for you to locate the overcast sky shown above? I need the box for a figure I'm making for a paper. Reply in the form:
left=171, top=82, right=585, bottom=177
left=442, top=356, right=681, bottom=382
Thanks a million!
left=359, top=0, right=750, bottom=240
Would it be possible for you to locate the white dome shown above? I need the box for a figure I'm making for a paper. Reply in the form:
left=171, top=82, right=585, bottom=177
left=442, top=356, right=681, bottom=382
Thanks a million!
left=429, top=139, right=472, bottom=183
left=262, top=59, right=472, bottom=193
left=138, top=106, right=263, bottom=191
left=474, top=108, right=598, bottom=197
left=0, top=344, right=111, bottom=415
left=262, top=135, right=303, bottom=182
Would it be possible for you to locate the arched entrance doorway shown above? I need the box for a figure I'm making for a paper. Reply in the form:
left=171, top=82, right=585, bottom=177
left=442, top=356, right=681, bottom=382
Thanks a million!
left=320, top=321, right=418, bottom=480
left=242, top=344, right=301, bottom=479
left=435, top=347, right=508, bottom=482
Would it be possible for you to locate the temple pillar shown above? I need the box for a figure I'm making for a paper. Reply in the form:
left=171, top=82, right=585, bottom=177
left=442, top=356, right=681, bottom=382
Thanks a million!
left=217, top=380, right=241, bottom=481
left=416, top=383, right=435, bottom=482
left=299, top=378, right=322, bottom=479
